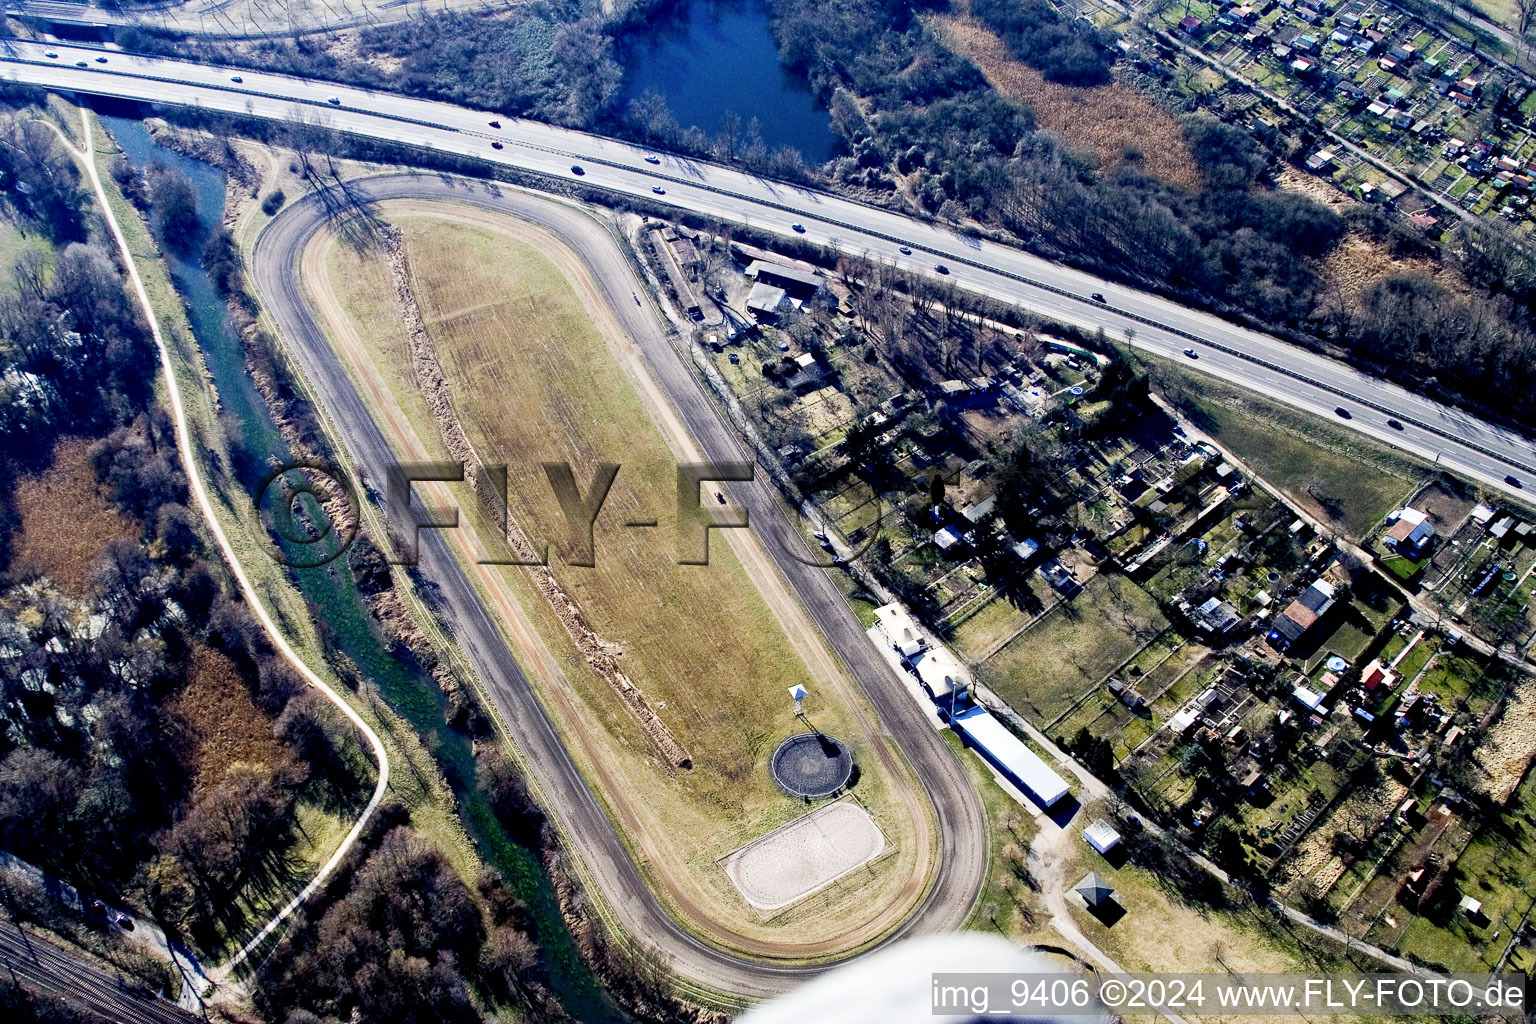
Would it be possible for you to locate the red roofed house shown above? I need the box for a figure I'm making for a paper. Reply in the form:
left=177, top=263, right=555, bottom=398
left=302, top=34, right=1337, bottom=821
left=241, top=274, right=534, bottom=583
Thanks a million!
left=1384, top=507, right=1435, bottom=557
left=1271, top=578, right=1337, bottom=646
left=1361, top=657, right=1398, bottom=693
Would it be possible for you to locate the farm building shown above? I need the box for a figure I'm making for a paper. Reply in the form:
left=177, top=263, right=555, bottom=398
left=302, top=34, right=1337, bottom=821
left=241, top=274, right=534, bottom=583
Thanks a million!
left=746, top=281, right=789, bottom=318
left=744, top=259, right=823, bottom=298
left=650, top=228, right=702, bottom=320
left=914, top=646, right=968, bottom=704
left=950, top=706, right=1069, bottom=808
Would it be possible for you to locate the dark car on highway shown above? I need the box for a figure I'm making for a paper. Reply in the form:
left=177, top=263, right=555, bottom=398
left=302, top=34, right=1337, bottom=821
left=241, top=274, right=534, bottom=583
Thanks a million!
left=1508, top=475, right=1524, bottom=489
left=570, top=165, right=584, bottom=175
left=1387, top=419, right=1404, bottom=430
left=934, top=264, right=949, bottom=274
left=1335, top=407, right=1351, bottom=419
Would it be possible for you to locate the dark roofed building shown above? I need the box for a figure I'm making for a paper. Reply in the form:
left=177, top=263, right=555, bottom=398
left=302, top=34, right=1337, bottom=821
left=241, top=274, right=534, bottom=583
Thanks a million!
left=1271, top=578, right=1337, bottom=644
left=745, top=259, right=823, bottom=299
left=1074, top=872, right=1116, bottom=908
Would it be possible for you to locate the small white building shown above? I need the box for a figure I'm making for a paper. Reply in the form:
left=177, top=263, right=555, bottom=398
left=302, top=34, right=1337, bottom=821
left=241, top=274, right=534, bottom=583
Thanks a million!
left=914, top=647, right=967, bottom=702
left=934, top=524, right=968, bottom=551
left=874, top=603, right=926, bottom=658
left=1384, top=507, right=1435, bottom=556
left=1083, top=819, right=1121, bottom=855
left=1292, top=684, right=1327, bottom=714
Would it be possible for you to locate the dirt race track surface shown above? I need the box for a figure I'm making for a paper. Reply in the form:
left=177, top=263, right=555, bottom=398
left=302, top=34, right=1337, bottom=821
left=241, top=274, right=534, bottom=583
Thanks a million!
left=252, top=175, right=988, bottom=998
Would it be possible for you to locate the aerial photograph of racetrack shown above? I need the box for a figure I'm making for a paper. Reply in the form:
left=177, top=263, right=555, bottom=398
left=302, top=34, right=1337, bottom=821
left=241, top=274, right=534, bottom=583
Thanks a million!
left=4, top=1, right=1536, bottom=1022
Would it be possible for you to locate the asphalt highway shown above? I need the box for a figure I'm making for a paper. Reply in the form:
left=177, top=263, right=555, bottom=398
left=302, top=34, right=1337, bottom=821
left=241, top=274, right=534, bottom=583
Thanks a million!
left=2, top=39, right=1534, bottom=499
left=254, top=178, right=988, bottom=999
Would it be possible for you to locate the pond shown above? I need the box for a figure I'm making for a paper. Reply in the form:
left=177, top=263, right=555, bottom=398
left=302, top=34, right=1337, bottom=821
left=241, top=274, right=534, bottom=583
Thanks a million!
left=100, top=112, right=619, bottom=1024
left=620, top=0, right=839, bottom=163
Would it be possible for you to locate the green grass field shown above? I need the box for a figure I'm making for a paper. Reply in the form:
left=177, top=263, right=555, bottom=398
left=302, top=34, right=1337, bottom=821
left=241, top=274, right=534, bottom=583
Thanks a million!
left=1154, top=362, right=1422, bottom=541
left=317, top=208, right=932, bottom=949
left=981, top=573, right=1166, bottom=727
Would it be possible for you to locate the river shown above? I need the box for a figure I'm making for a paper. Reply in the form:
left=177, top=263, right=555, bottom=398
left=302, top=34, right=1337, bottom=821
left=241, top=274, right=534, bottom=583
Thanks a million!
left=99, top=112, right=619, bottom=1024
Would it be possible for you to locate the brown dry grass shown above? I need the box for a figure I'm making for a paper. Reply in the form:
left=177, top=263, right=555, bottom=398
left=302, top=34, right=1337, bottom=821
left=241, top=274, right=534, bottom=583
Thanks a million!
left=10, top=439, right=133, bottom=595
left=169, top=645, right=287, bottom=794
left=931, top=15, right=1201, bottom=191
left=1273, top=167, right=1457, bottom=315
left=1474, top=675, right=1536, bottom=803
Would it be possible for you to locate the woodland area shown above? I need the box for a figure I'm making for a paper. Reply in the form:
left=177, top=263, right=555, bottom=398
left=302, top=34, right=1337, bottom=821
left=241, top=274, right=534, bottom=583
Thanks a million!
left=0, top=108, right=371, bottom=955
left=0, top=103, right=607, bottom=1023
